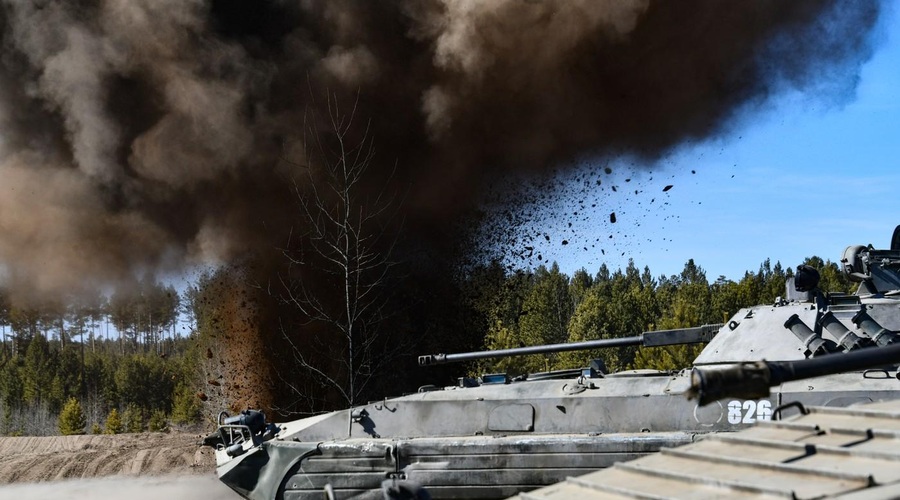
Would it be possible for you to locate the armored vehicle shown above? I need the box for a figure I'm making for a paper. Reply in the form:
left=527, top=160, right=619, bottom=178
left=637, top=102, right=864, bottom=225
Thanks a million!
left=209, top=227, right=900, bottom=500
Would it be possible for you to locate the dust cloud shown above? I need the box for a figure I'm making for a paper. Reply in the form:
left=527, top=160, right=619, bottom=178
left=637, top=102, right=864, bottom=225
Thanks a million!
left=0, top=1, right=883, bottom=300
left=0, top=475, right=236, bottom=500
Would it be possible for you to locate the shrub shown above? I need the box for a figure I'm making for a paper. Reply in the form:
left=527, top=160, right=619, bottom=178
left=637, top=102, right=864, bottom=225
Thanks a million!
left=105, top=408, right=123, bottom=434
left=58, top=397, right=87, bottom=435
left=171, top=384, right=201, bottom=425
left=148, top=409, right=168, bottom=432
left=123, top=404, right=143, bottom=433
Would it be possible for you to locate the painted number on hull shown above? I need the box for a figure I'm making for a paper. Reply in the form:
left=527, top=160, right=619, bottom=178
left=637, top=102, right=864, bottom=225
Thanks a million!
left=727, top=400, right=772, bottom=425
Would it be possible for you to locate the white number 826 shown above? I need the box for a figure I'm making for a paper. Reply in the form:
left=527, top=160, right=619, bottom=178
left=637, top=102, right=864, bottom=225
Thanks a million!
left=727, top=400, right=772, bottom=424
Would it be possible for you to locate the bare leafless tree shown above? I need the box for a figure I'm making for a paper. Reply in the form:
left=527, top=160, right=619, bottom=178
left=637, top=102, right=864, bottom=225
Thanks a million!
left=278, top=93, right=406, bottom=410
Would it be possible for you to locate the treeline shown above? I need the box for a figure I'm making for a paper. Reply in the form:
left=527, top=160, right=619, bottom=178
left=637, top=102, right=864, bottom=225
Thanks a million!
left=0, top=255, right=852, bottom=435
left=0, top=279, right=201, bottom=436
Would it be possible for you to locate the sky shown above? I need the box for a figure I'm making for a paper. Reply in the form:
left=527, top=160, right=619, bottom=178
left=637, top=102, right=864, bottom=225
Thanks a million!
left=525, top=4, right=900, bottom=282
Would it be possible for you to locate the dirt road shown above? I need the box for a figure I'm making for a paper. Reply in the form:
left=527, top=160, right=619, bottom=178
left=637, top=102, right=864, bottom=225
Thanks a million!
left=0, top=431, right=239, bottom=499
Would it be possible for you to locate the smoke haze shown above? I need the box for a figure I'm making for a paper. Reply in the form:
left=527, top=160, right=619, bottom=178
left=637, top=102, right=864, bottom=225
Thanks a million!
left=0, top=0, right=884, bottom=300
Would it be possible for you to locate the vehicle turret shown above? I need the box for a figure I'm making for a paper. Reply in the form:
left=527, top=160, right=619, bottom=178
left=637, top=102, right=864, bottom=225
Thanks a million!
left=690, top=228, right=900, bottom=367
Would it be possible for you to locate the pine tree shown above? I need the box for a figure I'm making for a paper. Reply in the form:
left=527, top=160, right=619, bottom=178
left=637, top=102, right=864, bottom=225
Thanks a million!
left=171, top=384, right=200, bottom=425
left=58, top=397, right=86, bottom=435
left=22, top=333, right=55, bottom=406
left=123, top=404, right=143, bottom=433
left=148, top=409, right=168, bottom=432
left=105, top=408, right=123, bottom=434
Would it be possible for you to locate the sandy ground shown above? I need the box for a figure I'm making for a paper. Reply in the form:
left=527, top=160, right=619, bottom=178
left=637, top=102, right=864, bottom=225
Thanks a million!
left=0, top=431, right=241, bottom=500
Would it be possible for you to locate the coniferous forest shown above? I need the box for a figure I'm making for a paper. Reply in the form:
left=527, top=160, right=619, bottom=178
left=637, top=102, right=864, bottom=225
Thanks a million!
left=0, top=254, right=854, bottom=437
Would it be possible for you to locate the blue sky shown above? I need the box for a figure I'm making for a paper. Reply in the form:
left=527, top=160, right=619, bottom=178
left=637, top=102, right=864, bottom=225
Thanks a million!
left=528, top=5, right=900, bottom=282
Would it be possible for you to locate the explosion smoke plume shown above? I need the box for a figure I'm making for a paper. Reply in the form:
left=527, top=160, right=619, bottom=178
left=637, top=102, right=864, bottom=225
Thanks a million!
left=0, top=0, right=883, bottom=299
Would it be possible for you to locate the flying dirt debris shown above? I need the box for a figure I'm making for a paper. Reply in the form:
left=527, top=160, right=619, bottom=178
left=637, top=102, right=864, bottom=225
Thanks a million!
left=205, top=228, right=900, bottom=499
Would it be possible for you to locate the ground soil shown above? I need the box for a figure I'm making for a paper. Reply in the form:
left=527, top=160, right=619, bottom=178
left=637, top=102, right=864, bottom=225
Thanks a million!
left=0, top=431, right=216, bottom=483
left=0, top=430, right=236, bottom=499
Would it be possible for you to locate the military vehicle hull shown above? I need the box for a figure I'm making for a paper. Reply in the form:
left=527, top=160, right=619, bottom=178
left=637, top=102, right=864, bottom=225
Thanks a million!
left=212, top=232, right=900, bottom=499
left=215, top=366, right=900, bottom=499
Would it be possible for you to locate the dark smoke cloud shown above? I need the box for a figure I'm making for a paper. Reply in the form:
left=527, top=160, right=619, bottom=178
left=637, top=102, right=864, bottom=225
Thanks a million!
left=0, top=0, right=884, bottom=299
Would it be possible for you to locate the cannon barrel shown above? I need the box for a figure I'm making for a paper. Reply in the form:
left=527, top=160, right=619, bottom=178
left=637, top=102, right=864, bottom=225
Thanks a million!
left=418, top=324, right=722, bottom=366
left=688, top=342, right=900, bottom=406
